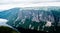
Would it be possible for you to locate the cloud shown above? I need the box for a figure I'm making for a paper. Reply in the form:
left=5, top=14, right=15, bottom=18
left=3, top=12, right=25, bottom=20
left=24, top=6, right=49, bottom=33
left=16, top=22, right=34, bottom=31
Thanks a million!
left=0, top=0, right=60, bottom=4
left=0, top=18, right=8, bottom=23
left=0, top=2, right=60, bottom=11
left=0, top=0, right=60, bottom=11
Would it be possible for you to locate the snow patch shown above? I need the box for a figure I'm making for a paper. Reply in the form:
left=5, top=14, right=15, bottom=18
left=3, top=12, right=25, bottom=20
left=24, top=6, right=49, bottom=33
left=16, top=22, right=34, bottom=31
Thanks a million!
left=45, top=21, right=52, bottom=27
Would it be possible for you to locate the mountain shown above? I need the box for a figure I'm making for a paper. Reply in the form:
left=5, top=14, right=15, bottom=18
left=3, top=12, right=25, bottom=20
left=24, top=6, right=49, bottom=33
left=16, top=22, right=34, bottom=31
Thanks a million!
left=11, top=7, right=55, bottom=32
left=0, top=8, right=20, bottom=26
left=0, top=7, right=60, bottom=33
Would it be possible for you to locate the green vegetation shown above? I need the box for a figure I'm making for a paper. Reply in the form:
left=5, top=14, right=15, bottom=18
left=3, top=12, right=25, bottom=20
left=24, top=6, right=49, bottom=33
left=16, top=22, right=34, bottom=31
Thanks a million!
left=0, top=26, right=20, bottom=33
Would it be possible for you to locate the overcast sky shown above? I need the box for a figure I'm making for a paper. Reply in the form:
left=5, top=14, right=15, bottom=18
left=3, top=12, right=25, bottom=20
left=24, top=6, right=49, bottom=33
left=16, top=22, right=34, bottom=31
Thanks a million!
left=0, top=0, right=60, bottom=11
left=0, top=0, right=59, bottom=4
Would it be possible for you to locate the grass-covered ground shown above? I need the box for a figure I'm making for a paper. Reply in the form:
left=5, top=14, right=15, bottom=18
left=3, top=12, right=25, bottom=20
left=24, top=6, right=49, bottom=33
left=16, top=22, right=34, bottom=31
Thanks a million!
left=0, top=26, right=20, bottom=33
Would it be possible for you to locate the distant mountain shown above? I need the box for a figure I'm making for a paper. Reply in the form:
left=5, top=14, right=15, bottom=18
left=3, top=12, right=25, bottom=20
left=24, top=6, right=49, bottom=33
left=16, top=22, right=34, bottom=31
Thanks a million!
left=0, top=8, right=20, bottom=26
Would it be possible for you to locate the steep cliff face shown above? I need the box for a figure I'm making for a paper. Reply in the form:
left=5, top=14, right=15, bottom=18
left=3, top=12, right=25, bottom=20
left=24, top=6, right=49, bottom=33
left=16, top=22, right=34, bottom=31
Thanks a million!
left=15, top=7, right=60, bottom=32
left=11, top=7, right=55, bottom=32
